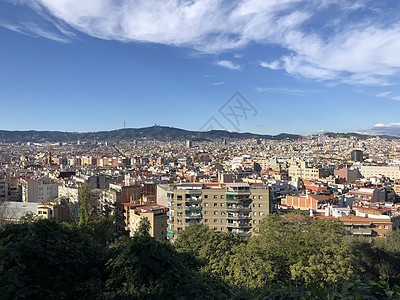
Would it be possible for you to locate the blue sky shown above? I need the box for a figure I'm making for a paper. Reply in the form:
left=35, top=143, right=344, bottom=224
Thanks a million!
left=1, top=0, right=400, bottom=136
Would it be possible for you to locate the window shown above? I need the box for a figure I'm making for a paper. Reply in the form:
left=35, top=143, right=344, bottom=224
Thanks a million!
left=204, top=203, right=208, bottom=207
left=204, top=195, right=208, bottom=198
left=214, top=203, right=218, bottom=207
left=204, top=211, right=208, bottom=215
left=259, top=204, right=262, bottom=207
left=221, top=219, right=224, bottom=223
left=214, top=227, right=218, bottom=231
left=177, top=195, right=182, bottom=200
left=221, top=203, right=224, bottom=207
left=220, top=195, right=224, bottom=199
left=384, top=225, right=389, bottom=229
left=204, top=219, right=208, bottom=223
left=259, top=196, right=262, bottom=199
left=253, top=212, right=257, bottom=216
left=214, top=195, right=217, bottom=199
left=259, top=212, right=263, bottom=216
left=253, top=196, right=256, bottom=199
left=214, top=211, right=218, bottom=215
left=253, top=204, right=256, bottom=207
left=214, top=219, right=218, bottom=223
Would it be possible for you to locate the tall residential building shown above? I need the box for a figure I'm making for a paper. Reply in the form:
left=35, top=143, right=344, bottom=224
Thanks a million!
left=20, top=177, right=59, bottom=203
left=166, top=182, right=272, bottom=240
left=0, top=177, right=9, bottom=201
left=351, top=150, right=363, bottom=162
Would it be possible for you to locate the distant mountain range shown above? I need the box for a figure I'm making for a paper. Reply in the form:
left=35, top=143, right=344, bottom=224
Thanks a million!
left=0, top=126, right=397, bottom=143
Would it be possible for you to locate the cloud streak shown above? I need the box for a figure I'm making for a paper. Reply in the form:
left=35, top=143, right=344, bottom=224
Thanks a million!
left=255, top=86, right=318, bottom=96
left=374, top=91, right=400, bottom=101
left=3, top=0, right=400, bottom=85
left=214, top=60, right=241, bottom=70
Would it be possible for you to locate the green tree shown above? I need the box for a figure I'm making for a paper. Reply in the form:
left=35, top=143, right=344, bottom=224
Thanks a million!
left=78, top=183, right=91, bottom=228
left=351, top=230, right=400, bottom=286
left=20, top=211, right=36, bottom=223
left=174, top=224, right=243, bottom=281
left=104, top=235, right=227, bottom=299
left=0, top=219, right=104, bottom=299
left=133, top=216, right=151, bottom=237
left=227, top=212, right=357, bottom=290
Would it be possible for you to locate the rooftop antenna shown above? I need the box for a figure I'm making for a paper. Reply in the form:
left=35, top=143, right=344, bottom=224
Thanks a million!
left=124, top=120, right=126, bottom=129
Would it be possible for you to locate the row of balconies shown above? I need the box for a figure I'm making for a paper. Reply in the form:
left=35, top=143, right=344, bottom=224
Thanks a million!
left=227, top=213, right=251, bottom=219
left=227, top=205, right=251, bottom=211
left=185, top=212, right=202, bottom=218
left=227, top=221, right=251, bottom=227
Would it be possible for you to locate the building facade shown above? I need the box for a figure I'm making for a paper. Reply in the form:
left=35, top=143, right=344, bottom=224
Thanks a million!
left=166, top=183, right=272, bottom=240
left=20, top=177, right=59, bottom=203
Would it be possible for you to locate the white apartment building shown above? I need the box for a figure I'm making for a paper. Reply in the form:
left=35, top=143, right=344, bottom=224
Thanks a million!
left=20, top=177, right=59, bottom=203
left=360, top=166, right=400, bottom=180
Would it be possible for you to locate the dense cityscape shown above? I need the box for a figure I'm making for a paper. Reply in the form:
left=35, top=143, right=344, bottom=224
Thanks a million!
left=3, top=130, right=400, bottom=239
left=3, top=0, right=400, bottom=298
left=3, top=129, right=400, bottom=297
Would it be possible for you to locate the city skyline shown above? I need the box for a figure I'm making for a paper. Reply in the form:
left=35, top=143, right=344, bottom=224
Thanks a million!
left=1, top=1, right=400, bottom=136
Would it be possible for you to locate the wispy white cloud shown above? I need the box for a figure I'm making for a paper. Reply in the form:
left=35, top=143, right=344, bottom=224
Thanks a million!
left=214, top=60, right=241, bottom=70
left=0, top=21, right=71, bottom=42
left=254, top=86, right=318, bottom=96
left=212, top=81, right=225, bottom=86
left=357, top=123, right=400, bottom=137
left=375, top=91, right=393, bottom=98
left=260, top=60, right=281, bottom=70
left=3, top=0, right=400, bottom=85
left=374, top=91, right=400, bottom=101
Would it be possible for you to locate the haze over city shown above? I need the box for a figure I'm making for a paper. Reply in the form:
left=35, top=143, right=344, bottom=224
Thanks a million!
left=1, top=1, right=400, bottom=135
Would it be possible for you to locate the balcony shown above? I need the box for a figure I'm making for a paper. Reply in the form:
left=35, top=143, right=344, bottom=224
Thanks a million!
left=185, top=212, right=202, bottom=219
left=227, top=205, right=251, bottom=212
left=227, top=213, right=251, bottom=219
left=185, top=195, right=202, bottom=203
left=226, top=196, right=252, bottom=204
left=227, top=221, right=251, bottom=228
left=185, top=220, right=201, bottom=226
left=185, top=204, right=201, bottom=210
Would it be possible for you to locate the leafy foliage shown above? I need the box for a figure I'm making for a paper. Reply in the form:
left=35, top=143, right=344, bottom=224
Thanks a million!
left=78, top=183, right=92, bottom=228
left=133, top=216, right=151, bottom=237
left=2, top=211, right=400, bottom=299
left=350, top=230, right=400, bottom=286
left=0, top=219, right=103, bottom=299
left=104, top=235, right=227, bottom=299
